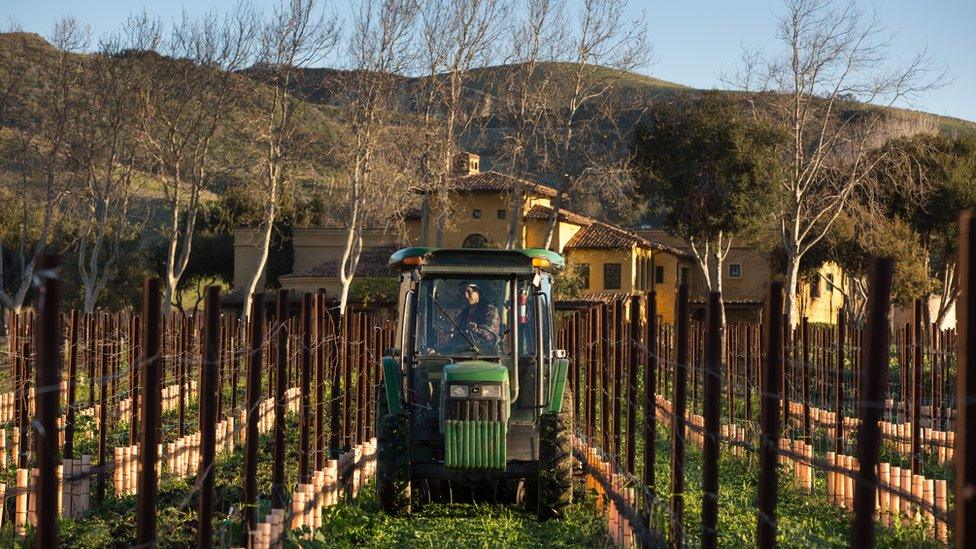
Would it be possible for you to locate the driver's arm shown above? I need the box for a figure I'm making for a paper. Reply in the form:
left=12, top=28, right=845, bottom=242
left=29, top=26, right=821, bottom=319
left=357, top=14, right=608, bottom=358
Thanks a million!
left=471, top=305, right=500, bottom=343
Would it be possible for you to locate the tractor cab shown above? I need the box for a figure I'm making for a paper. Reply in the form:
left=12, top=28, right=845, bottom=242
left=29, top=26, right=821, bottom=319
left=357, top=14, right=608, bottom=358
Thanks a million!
left=377, top=248, right=573, bottom=518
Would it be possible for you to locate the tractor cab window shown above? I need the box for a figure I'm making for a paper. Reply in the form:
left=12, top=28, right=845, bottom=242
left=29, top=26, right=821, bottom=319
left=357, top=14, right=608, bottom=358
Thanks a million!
left=415, top=277, right=537, bottom=359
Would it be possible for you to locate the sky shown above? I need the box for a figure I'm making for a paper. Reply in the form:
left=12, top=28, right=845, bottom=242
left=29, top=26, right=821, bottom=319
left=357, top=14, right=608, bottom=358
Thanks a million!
left=3, top=0, right=974, bottom=122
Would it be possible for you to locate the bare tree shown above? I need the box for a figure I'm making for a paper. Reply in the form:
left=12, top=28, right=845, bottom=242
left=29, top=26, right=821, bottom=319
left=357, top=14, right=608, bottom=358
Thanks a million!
left=539, top=0, right=648, bottom=249
left=66, top=36, right=144, bottom=313
left=133, top=7, right=255, bottom=311
left=493, top=0, right=565, bottom=248
left=238, top=0, right=340, bottom=322
left=729, top=0, right=945, bottom=328
left=330, top=0, right=419, bottom=315
left=0, top=18, right=86, bottom=314
left=414, top=0, right=506, bottom=246
left=0, top=33, right=36, bottom=328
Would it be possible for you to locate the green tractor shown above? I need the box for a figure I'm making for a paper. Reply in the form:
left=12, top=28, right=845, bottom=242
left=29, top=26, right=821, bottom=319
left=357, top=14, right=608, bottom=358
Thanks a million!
left=377, top=247, right=573, bottom=519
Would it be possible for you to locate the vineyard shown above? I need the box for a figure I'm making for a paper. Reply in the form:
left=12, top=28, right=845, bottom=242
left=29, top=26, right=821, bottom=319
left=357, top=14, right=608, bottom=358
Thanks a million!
left=0, top=216, right=972, bottom=549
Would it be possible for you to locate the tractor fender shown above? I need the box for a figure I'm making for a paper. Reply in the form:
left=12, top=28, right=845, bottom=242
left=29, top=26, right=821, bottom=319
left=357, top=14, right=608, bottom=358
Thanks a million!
left=382, top=356, right=405, bottom=415
left=547, top=357, right=570, bottom=414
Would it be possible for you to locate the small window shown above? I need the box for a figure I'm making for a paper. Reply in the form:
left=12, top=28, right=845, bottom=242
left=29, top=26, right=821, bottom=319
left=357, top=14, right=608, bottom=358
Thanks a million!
left=579, top=263, right=590, bottom=289
left=729, top=264, right=742, bottom=278
left=497, top=209, right=506, bottom=219
left=604, top=263, right=621, bottom=290
left=655, top=265, right=664, bottom=284
left=679, top=266, right=691, bottom=285
left=827, top=273, right=835, bottom=294
left=472, top=209, right=481, bottom=219
left=810, top=277, right=821, bottom=299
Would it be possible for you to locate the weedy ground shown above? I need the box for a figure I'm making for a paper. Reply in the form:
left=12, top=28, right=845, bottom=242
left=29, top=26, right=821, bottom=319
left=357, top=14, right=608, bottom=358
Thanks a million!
left=298, top=482, right=610, bottom=548
left=0, top=412, right=944, bottom=547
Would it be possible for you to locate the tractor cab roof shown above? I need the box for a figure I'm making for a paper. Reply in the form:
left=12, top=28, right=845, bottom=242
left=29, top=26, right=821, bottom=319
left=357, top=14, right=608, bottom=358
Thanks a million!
left=388, top=247, right=565, bottom=276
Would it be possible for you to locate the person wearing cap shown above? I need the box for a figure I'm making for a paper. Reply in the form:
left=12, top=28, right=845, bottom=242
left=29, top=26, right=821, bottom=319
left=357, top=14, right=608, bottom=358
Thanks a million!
left=456, top=282, right=500, bottom=348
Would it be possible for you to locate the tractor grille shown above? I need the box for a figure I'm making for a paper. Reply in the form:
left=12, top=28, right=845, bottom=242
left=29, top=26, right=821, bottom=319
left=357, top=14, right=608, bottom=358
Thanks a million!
left=444, top=420, right=507, bottom=469
left=447, top=398, right=507, bottom=423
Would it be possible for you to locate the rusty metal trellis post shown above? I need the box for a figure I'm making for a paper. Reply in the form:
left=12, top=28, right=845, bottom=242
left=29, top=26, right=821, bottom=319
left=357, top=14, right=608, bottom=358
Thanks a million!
left=137, top=278, right=162, bottom=547
left=757, top=282, right=783, bottom=549
left=64, top=309, right=79, bottom=459
left=955, top=211, right=976, bottom=549
left=34, top=254, right=61, bottom=549
left=701, top=291, right=721, bottom=549
left=670, top=284, right=689, bottom=549
left=851, top=258, right=894, bottom=549
left=243, top=292, right=264, bottom=541
left=912, top=298, right=923, bottom=474
left=197, top=286, right=220, bottom=549
left=834, top=311, right=845, bottom=455
left=627, top=295, right=640, bottom=474
left=300, top=293, right=312, bottom=483
left=272, top=289, right=288, bottom=508
left=644, top=291, right=657, bottom=494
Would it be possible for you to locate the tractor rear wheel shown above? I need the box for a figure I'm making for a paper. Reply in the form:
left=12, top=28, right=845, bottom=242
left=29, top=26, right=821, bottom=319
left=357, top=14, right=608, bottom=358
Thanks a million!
left=537, top=389, right=573, bottom=520
left=376, top=388, right=410, bottom=516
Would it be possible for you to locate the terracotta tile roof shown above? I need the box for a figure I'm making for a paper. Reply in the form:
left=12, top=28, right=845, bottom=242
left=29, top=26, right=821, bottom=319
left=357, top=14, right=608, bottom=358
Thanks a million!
left=564, top=222, right=634, bottom=249
left=555, top=293, right=635, bottom=308
left=281, top=245, right=399, bottom=279
left=562, top=221, right=686, bottom=257
left=523, top=205, right=595, bottom=227
left=689, top=298, right=763, bottom=306
left=438, top=171, right=559, bottom=198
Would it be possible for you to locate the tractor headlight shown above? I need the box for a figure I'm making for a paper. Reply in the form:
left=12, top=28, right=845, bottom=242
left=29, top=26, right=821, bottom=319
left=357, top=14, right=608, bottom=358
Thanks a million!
left=480, top=384, right=502, bottom=398
left=449, top=384, right=469, bottom=398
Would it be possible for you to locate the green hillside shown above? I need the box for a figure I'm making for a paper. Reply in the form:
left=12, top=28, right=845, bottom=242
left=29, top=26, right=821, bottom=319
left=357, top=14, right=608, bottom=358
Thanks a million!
left=3, top=30, right=974, bottom=210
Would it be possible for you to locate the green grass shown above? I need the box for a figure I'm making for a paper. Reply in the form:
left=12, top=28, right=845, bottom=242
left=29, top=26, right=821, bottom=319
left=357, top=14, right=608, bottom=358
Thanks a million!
left=612, top=419, right=941, bottom=548
left=0, top=406, right=609, bottom=548
left=300, top=482, right=609, bottom=548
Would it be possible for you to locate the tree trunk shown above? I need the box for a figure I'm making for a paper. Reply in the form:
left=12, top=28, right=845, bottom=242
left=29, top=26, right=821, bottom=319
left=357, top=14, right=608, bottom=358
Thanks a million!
left=705, top=243, right=727, bottom=347
left=241, top=215, right=275, bottom=324
left=713, top=250, right=727, bottom=343
left=542, top=188, right=565, bottom=250
left=784, top=255, right=801, bottom=331
left=337, top=224, right=363, bottom=318
left=933, top=264, right=956, bottom=329
left=690, top=238, right=728, bottom=343
left=506, top=187, right=524, bottom=249
left=83, top=286, right=98, bottom=315
left=0, top=269, right=33, bottom=315
left=162, top=199, right=182, bottom=314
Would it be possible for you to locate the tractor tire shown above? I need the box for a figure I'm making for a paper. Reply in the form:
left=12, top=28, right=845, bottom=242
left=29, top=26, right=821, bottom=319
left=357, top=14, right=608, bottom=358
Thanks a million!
left=537, top=389, right=573, bottom=520
left=376, top=388, right=411, bottom=516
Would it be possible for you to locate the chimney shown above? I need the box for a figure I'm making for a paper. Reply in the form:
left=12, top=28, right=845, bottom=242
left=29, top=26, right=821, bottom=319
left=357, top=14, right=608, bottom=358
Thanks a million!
left=453, top=152, right=480, bottom=176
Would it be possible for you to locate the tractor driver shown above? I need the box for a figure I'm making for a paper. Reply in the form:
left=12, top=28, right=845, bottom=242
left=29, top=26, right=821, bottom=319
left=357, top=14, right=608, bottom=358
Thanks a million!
left=455, top=282, right=501, bottom=349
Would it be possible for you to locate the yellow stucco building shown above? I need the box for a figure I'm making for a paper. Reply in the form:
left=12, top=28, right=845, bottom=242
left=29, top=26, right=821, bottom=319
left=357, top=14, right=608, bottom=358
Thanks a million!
left=632, top=228, right=844, bottom=324
left=233, top=153, right=689, bottom=322
left=233, top=152, right=843, bottom=325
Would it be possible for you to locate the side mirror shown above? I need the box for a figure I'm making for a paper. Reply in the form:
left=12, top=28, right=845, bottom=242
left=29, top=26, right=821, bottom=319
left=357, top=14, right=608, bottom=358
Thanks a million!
left=552, top=349, right=567, bottom=359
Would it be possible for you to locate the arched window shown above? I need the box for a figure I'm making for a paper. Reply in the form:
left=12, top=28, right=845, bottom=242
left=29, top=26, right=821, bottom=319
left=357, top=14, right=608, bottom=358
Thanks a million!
left=462, top=234, right=489, bottom=248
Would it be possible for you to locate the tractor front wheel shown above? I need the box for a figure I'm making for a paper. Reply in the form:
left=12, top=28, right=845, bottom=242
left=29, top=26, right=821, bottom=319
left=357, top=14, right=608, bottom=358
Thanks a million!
left=376, top=388, right=411, bottom=516
left=537, top=389, right=573, bottom=520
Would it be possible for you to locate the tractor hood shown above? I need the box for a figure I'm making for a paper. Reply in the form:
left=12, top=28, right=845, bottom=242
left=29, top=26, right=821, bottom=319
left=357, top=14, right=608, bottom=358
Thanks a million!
left=440, top=360, right=511, bottom=470
left=442, top=360, right=509, bottom=383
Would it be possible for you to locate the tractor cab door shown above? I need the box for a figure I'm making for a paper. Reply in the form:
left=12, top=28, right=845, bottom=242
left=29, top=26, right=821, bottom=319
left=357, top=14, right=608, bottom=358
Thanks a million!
left=509, top=273, right=554, bottom=423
